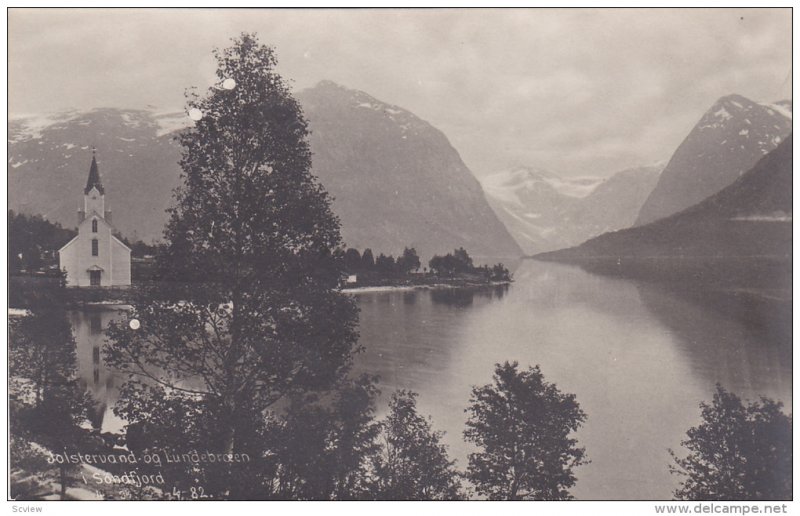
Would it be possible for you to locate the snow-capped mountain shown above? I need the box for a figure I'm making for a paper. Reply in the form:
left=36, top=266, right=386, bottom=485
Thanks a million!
left=481, top=167, right=604, bottom=205
left=539, top=134, right=792, bottom=262
left=295, top=81, right=521, bottom=260
left=635, top=94, right=792, bottom=226
left=9, top=108, right=186, bottom=243
left=481, top=164, right=663, bottom=254
left=8, top=82, right=522, bottom=260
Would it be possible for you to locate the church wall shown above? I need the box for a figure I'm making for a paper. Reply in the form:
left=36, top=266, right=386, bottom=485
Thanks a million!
left=59, top=238, right=79, bottom=286
left=111, top=238, right=132, bottom=286
left=60, top=216, right=119, bottom=287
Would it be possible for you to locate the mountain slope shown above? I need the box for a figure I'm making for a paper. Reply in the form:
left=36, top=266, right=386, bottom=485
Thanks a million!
left=635, top=94, right=791, bottom=226
left=297, top=81, right=521, bottom=260
left=8, top=108, right=186, bottom=243
left=9, top=83, right=522, bottom=260
left=481, top=167, right=583, bottom=254
left=538, top=134, right=792, bottom=261
left=570, top=164, right=663, bottom=237
left=482, top=164, right=662, bottom=254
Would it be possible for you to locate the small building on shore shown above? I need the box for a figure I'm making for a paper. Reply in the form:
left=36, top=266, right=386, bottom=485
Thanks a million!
left=58, top=151, right=131, bottom=287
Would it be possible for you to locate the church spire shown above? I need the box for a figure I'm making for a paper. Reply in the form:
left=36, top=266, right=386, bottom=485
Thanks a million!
left=84, top=147, right=105, bottom=195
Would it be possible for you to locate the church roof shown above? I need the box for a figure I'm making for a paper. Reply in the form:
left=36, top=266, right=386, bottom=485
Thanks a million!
left=84, top=151, right=105, bottom=195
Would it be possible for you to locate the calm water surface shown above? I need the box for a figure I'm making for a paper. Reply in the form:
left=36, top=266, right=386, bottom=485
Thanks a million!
left=71, top=260, right=792, bottom=500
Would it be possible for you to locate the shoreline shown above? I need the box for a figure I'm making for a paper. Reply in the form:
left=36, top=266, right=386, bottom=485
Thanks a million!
left=8, top=282, right=513, bottom=312
left=342, top=280, right=511, bottom=294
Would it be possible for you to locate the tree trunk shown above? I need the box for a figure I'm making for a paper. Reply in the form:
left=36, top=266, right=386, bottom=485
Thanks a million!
left=219, top=394, right=236, bottom=499
left=59, top=464, right=67, bottom=500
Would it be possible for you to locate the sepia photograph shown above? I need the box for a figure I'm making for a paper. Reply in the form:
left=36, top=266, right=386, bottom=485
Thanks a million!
left=5, top=5, right=794, bottom=510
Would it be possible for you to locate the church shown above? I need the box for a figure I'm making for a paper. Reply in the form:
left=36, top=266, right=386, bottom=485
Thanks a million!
left=58, top=151, right=131, bottom=287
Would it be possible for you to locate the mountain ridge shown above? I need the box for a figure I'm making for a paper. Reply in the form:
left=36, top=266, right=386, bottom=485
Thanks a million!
left=635, top=94, right=791, bottom=226
left=482, top=163, right=663, bottom=255
left=8, top=82, right=522, bottom=260
left=537, top=133, right=792, bottom=262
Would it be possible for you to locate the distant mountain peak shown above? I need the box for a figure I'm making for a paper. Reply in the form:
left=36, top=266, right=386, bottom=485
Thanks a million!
left=9, top=107, right=191, bottom=144
left=304, top=80, right=413, bottom=123
left=540, top=135, right=792, bottom=263
left=716, top=93, right=754, bottom=106
left=635, top=93, right=792, bottom=226
left=699, top=94, right=761, bottom=130
left=10, top=94, right=522, bottom=259
left=297, top=83, right=523, bottom=258
left=482, top=166, right=604, bottom=200
left=312, top=79, right=344, bottom=89
left=760, top=99, right=793, bottom=121
left=480, top=163, right=661, bottom=254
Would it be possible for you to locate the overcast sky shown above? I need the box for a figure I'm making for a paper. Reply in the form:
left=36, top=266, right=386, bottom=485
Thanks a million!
left=8, top=8, right=792, bottom=177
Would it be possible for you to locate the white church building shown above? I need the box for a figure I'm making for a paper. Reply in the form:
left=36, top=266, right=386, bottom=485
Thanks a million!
left=59, top=151, right=131, bottom=287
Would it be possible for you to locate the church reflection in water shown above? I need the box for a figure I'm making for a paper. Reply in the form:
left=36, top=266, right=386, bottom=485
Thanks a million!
left=69, top=308, right=127, bottom=433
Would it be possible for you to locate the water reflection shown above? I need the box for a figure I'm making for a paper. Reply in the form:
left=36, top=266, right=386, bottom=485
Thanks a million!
left=67, top=261, right=790, bottom=500
left=636, top=283, right=791, bottom=403
left=69, top=308, right=127, bottom=433
left=351, top=260, right=790, bottom=500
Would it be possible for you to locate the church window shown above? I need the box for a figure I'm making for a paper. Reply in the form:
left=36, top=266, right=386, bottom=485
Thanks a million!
left=92, top=219, right=98, bottom=232
left=92, top=239, right=99, bottom=256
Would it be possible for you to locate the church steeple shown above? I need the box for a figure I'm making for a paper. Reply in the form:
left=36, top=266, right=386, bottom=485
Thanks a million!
left=82, top=148, right=107, bottom=222
left=84, top=148, right=105, bottom=195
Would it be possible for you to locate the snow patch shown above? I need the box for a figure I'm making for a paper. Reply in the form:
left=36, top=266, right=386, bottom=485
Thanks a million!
left=481, top=167, right=603, bottom=206
left=119, top=112, right=144, bottom=128
left=543, top=175, right=603, bottom=198
left=8, top=111, right=82, bottom=141
left=151, top=111, right=191, bottom=137
left=713, top=107, right=732, bottom=121
left=762, top=102, right=792, bottom=121
left=732, top=213, right=792, bottom=222
left=739, top=129, right=749, bottom=136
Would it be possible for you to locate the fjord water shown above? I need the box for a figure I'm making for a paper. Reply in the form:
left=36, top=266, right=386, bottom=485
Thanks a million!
left=350, top=259, right=791, bottom=500
left=71, top=259, right=791, bottom=500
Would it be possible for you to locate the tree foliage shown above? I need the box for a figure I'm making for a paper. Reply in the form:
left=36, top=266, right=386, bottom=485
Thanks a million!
left=9, top=210, right=76, bottom=272
left=396, top=247, right=421, bottom=274
left=9, top=284, right=92, bottom=499
left=670, top=385, right=792, bottom=501
left=489, top=263, right=511, bottom=282
left=374, top=253, right=395, bottom=274
left=343, top=248, right=362, bottom=272
left=266, top=375, right=381, bottom=500
left=360, top=248, right=375, bottom=270
left=370, top=391, right=463, bottom=500
left=464, top=361, right=587, bottom=500
left=104, top=33, right=360, bottom=498
left=429, top=248, right=473, bottom=276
